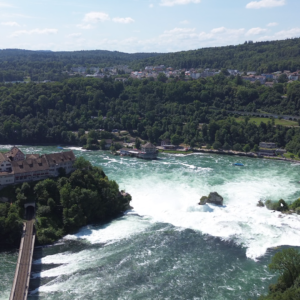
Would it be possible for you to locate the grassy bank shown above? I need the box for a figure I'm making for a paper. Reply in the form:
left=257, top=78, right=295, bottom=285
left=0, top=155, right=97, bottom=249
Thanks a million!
left=235, top=117, right=298, bottom=127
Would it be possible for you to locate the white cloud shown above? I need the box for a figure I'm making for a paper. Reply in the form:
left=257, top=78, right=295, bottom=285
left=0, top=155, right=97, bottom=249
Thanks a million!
left=1, top=21, right=20, bottom=27
left=180, top=20, right=190, bottom=24
left=0, top=13, right=32, bottom=19
left=67, top=32, right=82, bottom=38
left=211, top=27, right=226, bottom=34
left=267, top=22, right=278, bottom=27
left=246, top=0, right=285, bottom=9
left=246, top=27, right=267, bottom=35
left=83, top=11, right=110, bottom=23
left=77, top=23, right=93, bottom=29
left=0, top=2, right=14, bottom=8
left=78, top=12, right=134, bottom=28
left=11, top=28, right=58, bottom=37
left=112, top=17, right=135, bottom=24
left=259, top=28, right=300, bottom=41
left=157, top=27, right=245, bottom=47
left=160, top=0, right=201, bottom=7
left=149, top=4, right=154, bottom=8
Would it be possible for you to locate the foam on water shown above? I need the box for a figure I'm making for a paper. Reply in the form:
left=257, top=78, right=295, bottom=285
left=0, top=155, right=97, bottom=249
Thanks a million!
left=8, top=146, right=300, bottom=260
left=2, top=145, right=300, bottom=299
left=125, top=169, right=300, bottom=259
left=64, top=214, right=151, bottom=244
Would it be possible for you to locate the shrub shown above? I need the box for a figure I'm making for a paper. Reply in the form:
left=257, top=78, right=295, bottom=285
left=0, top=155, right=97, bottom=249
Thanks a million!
left=290, top=198, right=300, bottom=210
left=243, top=144, right=251, bottom=152
left=213, top=141, right=222, bottom=150
left=233, top=143, right=242, bottom=151
left=37, top=205, right=51, bottom=217
left=223, top=142, right=231, bottom=150
left=265, top=199, right=289, bottom=211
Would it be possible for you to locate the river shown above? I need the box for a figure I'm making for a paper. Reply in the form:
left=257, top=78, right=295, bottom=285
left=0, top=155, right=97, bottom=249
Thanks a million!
left=1, top=145, right=300, bottom=300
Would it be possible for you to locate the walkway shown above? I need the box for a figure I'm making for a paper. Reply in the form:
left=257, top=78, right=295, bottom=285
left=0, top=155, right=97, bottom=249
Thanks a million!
left=10, top=210, right=35, bottom=300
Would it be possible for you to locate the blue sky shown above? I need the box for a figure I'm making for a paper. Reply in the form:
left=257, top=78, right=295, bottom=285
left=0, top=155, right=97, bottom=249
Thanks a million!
left=0, top=0, right=299, bottom=52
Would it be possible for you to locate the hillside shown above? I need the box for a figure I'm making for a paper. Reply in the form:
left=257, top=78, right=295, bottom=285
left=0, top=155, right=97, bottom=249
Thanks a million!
left=130, top=38, right=300, bottom=73
left=0, top=49, right=162, bottom=82
left=2, top=38, right=300, bottom=81
left=1, top=75, right=300, bottom=155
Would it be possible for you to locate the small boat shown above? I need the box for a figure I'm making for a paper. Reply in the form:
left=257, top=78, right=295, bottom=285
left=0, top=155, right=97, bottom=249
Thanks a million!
left=233, top=163, right=244, bottom=166
left=57, top=146, right=63, bottom=150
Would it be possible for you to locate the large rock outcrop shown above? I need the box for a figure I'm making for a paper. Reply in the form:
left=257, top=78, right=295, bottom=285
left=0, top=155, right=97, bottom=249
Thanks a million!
left=199, top=192, right=224, bottom=206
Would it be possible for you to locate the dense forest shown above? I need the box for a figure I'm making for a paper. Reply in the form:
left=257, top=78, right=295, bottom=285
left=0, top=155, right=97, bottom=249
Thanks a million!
left=1, top=75, right=300, bottom=154
left=0, top=49, right=162, bottom=82
left=0, top=157, right=131, bottom=247
left=131, top=38, right=300, bottom=73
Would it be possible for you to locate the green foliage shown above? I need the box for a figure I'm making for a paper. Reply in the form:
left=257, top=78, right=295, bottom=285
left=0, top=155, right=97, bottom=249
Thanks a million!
left=0, top=49, right=162, bottom=81
left=0, top=74, right=299, bottom=151
left=0, top=157, right=131, bottom=246
left=290, top=198, right=300, bottom=210
left=171, top=134, right=182, bottom=146
left=243, top=144, right=251, bottom=152
left=259, top=248, right=300, bottom=299
left=0, top=202, right=23, bottom=248
left=233, top=143, right=242, bottom=151
left=252, top=144, right=259, bottom=152
left=135, top=137, right=141, bottom=149
left=131, top=38, right=300, bottom=74
left=74, top=156, right=92, bottom=170
left=265, top=199, right=289, bottom=212
left=199, top=196, right=208, bottom=205
left=212, top=141, right=222, bottom=150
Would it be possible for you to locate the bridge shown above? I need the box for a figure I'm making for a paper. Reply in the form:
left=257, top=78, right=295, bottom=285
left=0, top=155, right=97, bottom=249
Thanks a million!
left=10, top=203, right=36, bottom=300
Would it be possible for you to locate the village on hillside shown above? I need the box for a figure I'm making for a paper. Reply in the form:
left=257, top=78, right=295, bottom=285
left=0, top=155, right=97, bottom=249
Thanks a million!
left=66, top=64, right=300, bottom=87
left=5, top=63, right=300, bottom=86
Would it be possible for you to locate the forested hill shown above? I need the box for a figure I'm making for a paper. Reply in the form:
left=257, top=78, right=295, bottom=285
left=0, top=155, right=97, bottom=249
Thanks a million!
left=130, top=38, right=300, bottom=73
left=1, top=75, right=300, bottom=155
left=0, top=49, right=162, bottom=81
left=2, top=38, right=300, bottom=81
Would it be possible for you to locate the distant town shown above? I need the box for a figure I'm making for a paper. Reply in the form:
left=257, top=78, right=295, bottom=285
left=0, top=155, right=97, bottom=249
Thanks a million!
left=70, top=65, right=300, bottom=87
left=5, top=64, right=300, bottom=86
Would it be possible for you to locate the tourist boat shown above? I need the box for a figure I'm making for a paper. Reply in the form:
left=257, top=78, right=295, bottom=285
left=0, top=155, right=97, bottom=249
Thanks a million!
left=233, top=163, right=244, bottom=166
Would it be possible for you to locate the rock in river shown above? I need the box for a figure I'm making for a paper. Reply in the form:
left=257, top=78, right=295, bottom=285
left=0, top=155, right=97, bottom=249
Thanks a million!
left=199, top=192, right=224, bottom=206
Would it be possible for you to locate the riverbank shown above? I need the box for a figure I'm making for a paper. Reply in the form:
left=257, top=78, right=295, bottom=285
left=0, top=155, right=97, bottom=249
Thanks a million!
left=191, top=148, right=300, bottom=164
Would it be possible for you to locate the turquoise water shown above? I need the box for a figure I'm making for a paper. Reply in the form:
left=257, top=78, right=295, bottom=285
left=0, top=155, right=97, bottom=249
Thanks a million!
left=1, top=145, right=300, bottom=300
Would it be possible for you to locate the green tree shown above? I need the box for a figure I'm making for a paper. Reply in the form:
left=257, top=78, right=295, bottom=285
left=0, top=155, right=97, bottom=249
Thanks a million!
left=157, top=73, right=168, bottom=83
left=243, top=144, right=251, bottom=152
left=74, top=157, right=91, bottom=170
left=135, top=137, right=141, bottom=149
left=233, top=143, right=242, bottom=151
left=171, top=134, right=181, bottom=146
left=269, top=248, right=300, bottom=288
left=212, top=141, right=222, bottom=149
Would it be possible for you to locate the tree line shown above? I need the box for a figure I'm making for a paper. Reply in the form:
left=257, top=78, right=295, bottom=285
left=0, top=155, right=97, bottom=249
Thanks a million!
left=0, top=49, right=162, bottom=82
left=0, top=75, right=300, bottom=154
left=2, top=38, right=300, bottom=81
left=131, top=38, right=300, bottom=73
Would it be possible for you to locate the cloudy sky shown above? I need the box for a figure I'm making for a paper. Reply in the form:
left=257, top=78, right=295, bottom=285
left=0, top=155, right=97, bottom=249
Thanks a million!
left=0, top=0, right=299, bottom=53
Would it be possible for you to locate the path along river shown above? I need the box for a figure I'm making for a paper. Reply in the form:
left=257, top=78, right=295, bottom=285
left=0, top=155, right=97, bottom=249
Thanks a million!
left=1, top=145, right=300, bottom=300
